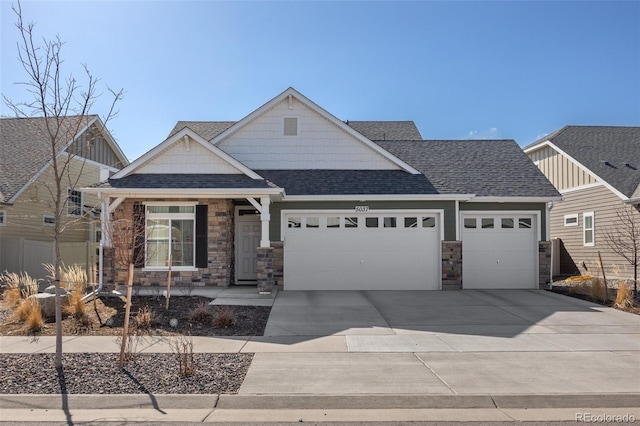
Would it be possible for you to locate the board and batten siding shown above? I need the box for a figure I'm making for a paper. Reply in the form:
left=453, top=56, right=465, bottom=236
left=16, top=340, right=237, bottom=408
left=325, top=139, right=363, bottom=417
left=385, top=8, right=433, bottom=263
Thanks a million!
left=217, top=97, right=400, bottom=170
left=528, top=146, right=597, bottom=191
left=66, top=124, right=125, bottom=169
left=550, top=184, right=639, bottom=278
left=0, top=158, right=102, bottom=243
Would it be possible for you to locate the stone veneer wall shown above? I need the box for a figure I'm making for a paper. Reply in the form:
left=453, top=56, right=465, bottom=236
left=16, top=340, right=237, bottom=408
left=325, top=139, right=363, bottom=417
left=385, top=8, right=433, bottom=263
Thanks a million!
left=271, top=241, right=284, bottom=286
left=442, top=241, right=462, bottom=290
left=256, top=247, right=274, bottom=293
left=538, top=241, right=552, bottom=289
left=108, top=198, right=234, bottom=288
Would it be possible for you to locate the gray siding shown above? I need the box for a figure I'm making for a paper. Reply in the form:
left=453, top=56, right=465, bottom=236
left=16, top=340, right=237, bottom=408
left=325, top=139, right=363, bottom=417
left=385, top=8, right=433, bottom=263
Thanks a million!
left=270, top=200, right=456, bottom=240
left=550, top=184, right=639, bottom=278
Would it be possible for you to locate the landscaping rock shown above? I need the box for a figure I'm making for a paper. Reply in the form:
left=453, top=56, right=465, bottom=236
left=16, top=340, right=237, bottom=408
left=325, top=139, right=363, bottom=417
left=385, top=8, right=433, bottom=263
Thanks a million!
left=43, top=285, right=69, bottom=296
left=29, top=293, right=69, bottom=318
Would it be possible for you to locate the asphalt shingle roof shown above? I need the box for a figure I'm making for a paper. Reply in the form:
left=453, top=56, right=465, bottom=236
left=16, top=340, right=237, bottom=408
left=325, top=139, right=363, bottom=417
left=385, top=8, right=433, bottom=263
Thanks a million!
left=0, top=116, right=95, bottom=203
left=167, top=121, right=236, bottom=141
left=526, top=126, right=640, bottom=199
left=106, top=174, right=272, bottom=189
left=256, top=170, right=437, bottom=195
left=377, top=140, right=561, bottom=198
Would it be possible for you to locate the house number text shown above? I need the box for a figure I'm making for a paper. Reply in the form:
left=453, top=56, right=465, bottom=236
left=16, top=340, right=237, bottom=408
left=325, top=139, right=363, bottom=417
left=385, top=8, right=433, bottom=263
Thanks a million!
left=355, top=206, right=369, bottom=212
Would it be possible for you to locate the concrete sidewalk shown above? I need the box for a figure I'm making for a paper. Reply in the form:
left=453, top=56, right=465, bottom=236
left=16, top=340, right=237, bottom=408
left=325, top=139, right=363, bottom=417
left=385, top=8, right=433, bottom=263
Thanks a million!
left=1, top=289, right=640, bottom=423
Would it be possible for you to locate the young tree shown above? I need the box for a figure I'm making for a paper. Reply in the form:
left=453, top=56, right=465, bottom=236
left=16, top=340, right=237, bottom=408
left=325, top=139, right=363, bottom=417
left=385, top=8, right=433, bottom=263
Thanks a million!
left=3, top=1, right=123, bottom=369
left=603, top=205, right=640, bottom=299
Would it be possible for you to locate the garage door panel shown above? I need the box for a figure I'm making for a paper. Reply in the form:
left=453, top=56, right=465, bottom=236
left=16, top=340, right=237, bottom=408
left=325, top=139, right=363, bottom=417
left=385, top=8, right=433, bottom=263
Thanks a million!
left=462, top=213, right=537, bottom=290
left=284, top=212, right=441, bottom=291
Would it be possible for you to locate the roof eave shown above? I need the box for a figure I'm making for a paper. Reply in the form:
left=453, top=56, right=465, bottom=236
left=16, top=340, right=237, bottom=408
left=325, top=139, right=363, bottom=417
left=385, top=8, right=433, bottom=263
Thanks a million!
left=468, top=196, right=563, bottom=203
left=282, top=194, right=475, bottom=202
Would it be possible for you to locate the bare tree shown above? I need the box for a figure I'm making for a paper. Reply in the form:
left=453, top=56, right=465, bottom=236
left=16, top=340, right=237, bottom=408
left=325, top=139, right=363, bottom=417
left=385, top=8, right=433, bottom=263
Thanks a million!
left=603, top=205, right=640, bottom=298
left=3, top=1, right=123, bottom=369
left=105, top=202, right=147, bottom=367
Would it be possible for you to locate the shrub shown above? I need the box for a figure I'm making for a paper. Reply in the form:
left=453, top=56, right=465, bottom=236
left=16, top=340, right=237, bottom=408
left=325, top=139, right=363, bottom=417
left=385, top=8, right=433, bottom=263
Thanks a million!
left=3, top=288, right=22, bottom=308
left=64, top=290, right=86, bottom=319
left=589, top=277, right=609, bottom=303
left=134, top=305, right=156, bottom=330
left=170, top=336, right=196, bottom=377
left=212, top=306, right=236, bottom=328
left=615, top=281, right=634, bottom=309
left=44, top=263, right=87, bottom=294
left=189, top=302, right=213, bottom=324
left=14, top=298, right=33, bottom=322
left=24, top=298, right=43, bottom=333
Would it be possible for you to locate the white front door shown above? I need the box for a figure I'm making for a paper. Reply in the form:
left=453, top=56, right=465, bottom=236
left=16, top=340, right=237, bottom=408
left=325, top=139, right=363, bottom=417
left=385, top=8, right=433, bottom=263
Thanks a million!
left=235, top=208, right=261, bottom=284
left=461, top=212, right=538, bottom=289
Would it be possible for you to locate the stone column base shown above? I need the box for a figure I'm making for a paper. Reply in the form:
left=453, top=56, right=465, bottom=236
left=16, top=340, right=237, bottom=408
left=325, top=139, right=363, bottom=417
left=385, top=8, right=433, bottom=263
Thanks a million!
left=256, top=247, right=274, bottom=293
left=442, top=241, right=462, bottom=290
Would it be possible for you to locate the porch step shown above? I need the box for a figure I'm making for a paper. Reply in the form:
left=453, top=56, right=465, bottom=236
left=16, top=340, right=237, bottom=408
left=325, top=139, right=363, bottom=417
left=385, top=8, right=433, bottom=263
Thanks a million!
left=209, top=286, right=278, bottom=307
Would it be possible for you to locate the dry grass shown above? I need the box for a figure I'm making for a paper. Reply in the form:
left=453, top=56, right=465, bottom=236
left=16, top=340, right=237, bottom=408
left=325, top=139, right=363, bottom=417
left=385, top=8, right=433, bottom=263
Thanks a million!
left=64, top=291, right=87, bottom=319
left=3, top=288, right=22, bottom=309
left=566, top=274, right=594, bottom=283
left=189, top=302, right=213, bottom=324
left=615, top=281, right=634, bottom=309
left=134, top=305, right=156, bottom=330
left=212, top=306, right=236, bottom=328
left=25, top=299, right=43, bottom=333
left=566, top=275, right=610, bottom=303
left=44, top=263, right=87, bottom=294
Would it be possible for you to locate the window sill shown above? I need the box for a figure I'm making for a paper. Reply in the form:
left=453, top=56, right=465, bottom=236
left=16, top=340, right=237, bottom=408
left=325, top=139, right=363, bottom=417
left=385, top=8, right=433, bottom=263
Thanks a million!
left=142, top=267, right=198, bottom=272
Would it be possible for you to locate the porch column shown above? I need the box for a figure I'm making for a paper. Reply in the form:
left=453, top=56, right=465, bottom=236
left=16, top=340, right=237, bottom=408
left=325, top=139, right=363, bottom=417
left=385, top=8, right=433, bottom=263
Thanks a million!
left=260, top=197, right=270, bottom=248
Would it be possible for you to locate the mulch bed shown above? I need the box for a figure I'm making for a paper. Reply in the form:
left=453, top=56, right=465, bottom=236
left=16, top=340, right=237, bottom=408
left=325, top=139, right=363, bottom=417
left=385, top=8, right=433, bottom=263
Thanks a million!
left=0, top=293, right=269, bottom=394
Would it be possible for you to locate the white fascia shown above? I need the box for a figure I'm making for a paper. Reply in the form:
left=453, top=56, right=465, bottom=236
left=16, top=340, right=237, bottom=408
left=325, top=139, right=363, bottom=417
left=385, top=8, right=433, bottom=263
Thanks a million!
left=282, top=194, right=475, bottom=202
left=524, top=141, right=629, bottom=201
left=81, top=187, right=284, bottom=199
left=468, top=196, right=562, bottom=203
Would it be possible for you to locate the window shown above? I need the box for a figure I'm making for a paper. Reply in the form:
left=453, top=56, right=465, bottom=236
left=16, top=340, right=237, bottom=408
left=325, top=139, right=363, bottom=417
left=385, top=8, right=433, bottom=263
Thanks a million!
left=288, top=217, right=301, bottom=228
left=422, top=216, right=436, bottom=228
left=464, top=218, right=476, bottom=229
left=519, top=218, right=532, bottom=229
left=383, top=217, right=397, bottom=228
left=501, top=218, right=514, bottom=229
left=345, top=217, right=358, bottom=228
left=67, top=189, right=82, bottom=216
left=365, top=217, right=379, bottom=228
left=43, top=214, right=55, bottom=226
left=306, top=217, right=319, bottom=228
left=284, top=117, right=297, bottom=136
left=0, top=210, right=5, bottom=226
left=481, top=218, right=494, bottom=229
left=564, top=214, right=578, bottom=227
left=146, top=205, right=195, bottom=268
left=583, top=212, right=595, bottom=246
left=404, top=217, right=418, bottom=228
left=327, top=217, right=340, bottom=228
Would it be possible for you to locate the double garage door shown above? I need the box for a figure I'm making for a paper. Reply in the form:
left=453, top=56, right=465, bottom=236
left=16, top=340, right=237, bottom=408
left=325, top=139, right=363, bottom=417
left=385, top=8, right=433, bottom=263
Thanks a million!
left=283, top=211, right=442, bottom=290
left=461, top=213, right=538, bottom=289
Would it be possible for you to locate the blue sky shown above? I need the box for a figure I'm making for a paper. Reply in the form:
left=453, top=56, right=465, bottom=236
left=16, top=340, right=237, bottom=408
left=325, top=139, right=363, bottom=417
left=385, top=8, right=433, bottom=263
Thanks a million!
left=1, top=1, right=638, bottom=161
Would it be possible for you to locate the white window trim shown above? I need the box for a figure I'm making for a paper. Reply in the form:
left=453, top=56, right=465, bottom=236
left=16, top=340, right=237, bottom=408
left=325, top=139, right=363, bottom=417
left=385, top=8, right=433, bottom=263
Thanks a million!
left=583, top=212, right=595, bottom=246
left=67, top=188, right=83, bottom=217
left=0, top=210, right=6, bottom=226
left=43, top=214, right=55, bottom=226
left=144, top=203, right=197, bottom=270
left=564, top=214, right=579, bottom=227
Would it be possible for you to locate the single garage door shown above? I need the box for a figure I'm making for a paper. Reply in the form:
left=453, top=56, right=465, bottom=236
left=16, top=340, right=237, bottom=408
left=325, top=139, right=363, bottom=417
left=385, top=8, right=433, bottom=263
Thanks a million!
left=461, top=213, right=538, bottom=289
left=283, top=211, right=442, bottom=290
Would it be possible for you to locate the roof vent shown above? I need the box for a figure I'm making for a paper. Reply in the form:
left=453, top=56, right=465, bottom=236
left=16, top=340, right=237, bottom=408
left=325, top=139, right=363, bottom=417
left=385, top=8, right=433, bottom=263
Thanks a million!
left=602, top=160, right=612, bottom=166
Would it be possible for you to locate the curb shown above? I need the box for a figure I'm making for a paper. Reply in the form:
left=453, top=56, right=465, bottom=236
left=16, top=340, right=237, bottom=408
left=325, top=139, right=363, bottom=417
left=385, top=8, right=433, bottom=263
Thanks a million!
left=2, top=393, right=638, bottom=410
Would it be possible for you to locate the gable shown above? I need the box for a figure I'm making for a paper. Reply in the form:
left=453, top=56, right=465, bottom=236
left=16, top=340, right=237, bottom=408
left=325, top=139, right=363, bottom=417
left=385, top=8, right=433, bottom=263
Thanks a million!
left=136, top=138, right=243, bottom=174
left=216, top=93, right=403, bottom=171
left=65, top=123, right=127, bottom=169
left=527, top=145, right=597, bottom=191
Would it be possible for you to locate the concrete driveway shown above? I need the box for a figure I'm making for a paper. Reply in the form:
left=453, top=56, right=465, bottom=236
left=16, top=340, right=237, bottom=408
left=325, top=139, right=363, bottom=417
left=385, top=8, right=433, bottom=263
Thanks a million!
left=241, top=289, right=640, bottom=395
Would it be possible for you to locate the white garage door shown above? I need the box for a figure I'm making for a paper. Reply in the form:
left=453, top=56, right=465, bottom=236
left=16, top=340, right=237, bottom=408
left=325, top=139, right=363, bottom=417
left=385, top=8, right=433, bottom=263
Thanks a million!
left=461, top=213, right=538, bottom=289
left=283, top=211, right=442, bottom=290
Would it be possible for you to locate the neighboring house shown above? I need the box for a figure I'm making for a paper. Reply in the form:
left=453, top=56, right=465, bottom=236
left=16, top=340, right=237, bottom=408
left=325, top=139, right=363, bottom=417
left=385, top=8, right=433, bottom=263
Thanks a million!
left=524, top=126, right=640, bottom=278
left=0, top=116, right=128, bottom=280
left=84, top=88, right=560, bottom=292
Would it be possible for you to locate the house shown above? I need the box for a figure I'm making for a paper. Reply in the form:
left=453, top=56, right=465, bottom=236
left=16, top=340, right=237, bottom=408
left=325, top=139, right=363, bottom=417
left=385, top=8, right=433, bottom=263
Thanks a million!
left=84, top=88, right=560, bottom=292
left=0, top=116, right=128, bottom=280
left=524, top=126, right=640, bottom=278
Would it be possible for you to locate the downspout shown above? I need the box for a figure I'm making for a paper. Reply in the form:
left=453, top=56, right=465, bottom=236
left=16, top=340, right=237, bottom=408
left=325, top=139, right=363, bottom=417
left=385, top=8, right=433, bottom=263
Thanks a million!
left=547, top=201, right=554, bottom=289
left=82, top=193, right=107, bottom=302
